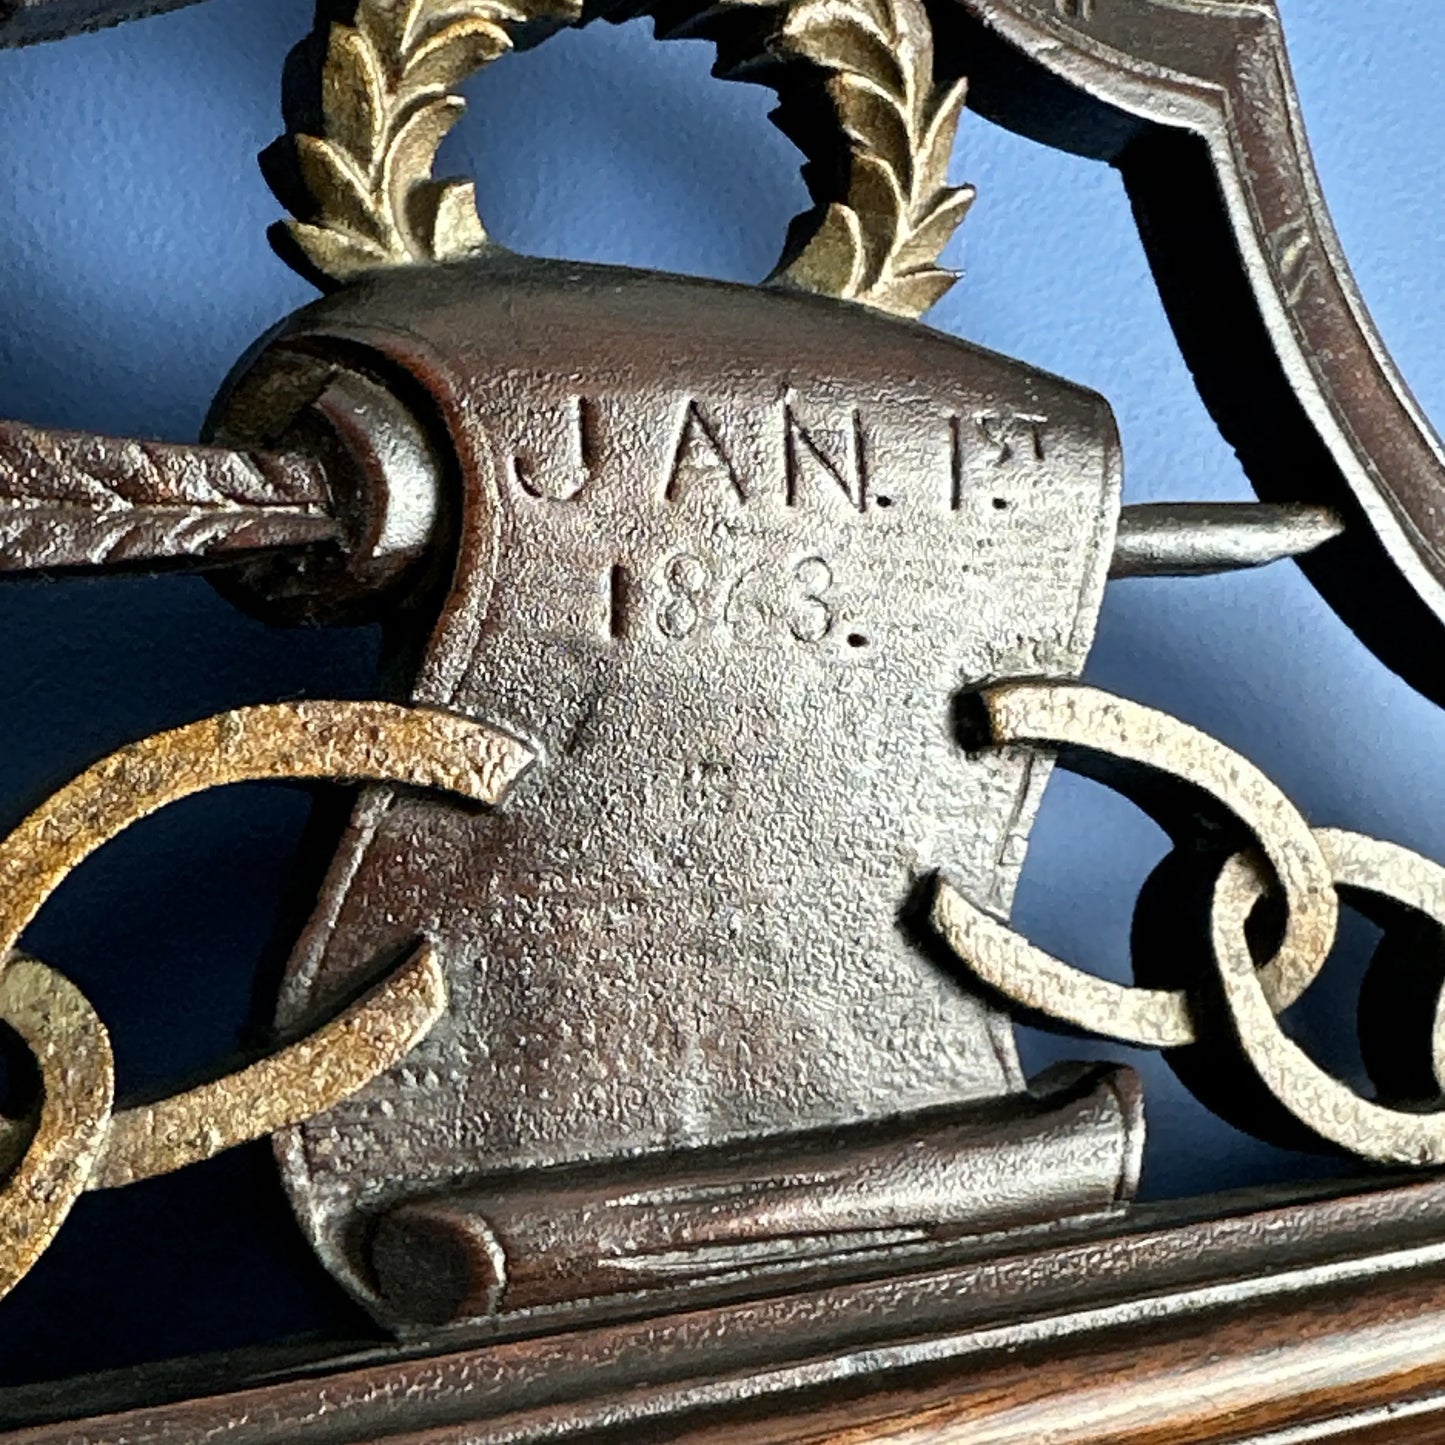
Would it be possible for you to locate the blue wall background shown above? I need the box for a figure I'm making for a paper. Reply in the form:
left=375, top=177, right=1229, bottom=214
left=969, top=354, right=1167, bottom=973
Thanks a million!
left=1, top=0, right=1443, bottom=1382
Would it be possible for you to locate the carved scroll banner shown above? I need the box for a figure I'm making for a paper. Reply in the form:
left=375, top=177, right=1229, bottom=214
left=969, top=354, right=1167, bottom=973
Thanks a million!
left=227, top=255, right=1143, bottom=1328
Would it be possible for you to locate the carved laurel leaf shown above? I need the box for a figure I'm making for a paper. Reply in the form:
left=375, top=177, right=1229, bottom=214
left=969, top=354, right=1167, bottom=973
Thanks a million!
left=323, top=26, right=389, bottom=165
left=893, top=183, right=973, bottom=275
left=406, top=16, right=513, bottom=90
left=776, top=0, right=971, bottom=315
left=354, top=0, right=405, bottom=66
left=384, top=92, right=471, bottom=244
left=278, top=0, right=968, bottom=310
left=768, top=0, right=967, bottom=314
left=782, top=200, right=867, bottom=298
left=845, top=151, right=906, bottom=286
left=295, top=133, right=387, bottom=244
left=832, top=74, right=911, bottom=177
left=660, top=0, right=973, bottom=319
left=290, top=223, right=393, bottom=281
left=781, top=3, right=903, bottom=91
left=284, top=0, right=579, bottom=285
left=394, top=0, right=436, bottom=55
left=410, top=178, right=489, bottom=258
left=921, top=75, right=967, bottom=180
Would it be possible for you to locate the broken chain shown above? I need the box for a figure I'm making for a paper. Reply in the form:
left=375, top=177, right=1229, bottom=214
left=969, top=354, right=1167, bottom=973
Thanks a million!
left=0, top=700, right=533, bottom=1302
left=934, top=682, right=1445, bottom=1167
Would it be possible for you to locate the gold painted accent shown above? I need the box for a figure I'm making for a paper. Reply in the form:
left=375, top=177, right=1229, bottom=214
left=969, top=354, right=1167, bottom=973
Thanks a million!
left=0, top=957, right=113, bottom=1303
left=287, top=0, right=578, bottom=280
left=280, top=0, right=972, bottom=319
left=932, top=681, right=1445, bottom=1166
left=759, top=0, right=974, bottom=316
left=0, top=700, right=531, bottom=943
left=92, top=942, right=447, bottom=1188
left=0, top=700, right=533, bottom=1301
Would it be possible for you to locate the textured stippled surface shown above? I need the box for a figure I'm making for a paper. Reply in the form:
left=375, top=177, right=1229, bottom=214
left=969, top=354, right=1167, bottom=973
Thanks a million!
left=216, top=256, right=1127, bottom=1314
left=0, top=420, right=335, bottom=571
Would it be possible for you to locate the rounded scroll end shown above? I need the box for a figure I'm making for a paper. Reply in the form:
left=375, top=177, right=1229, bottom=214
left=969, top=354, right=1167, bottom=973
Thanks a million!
left=371, top=1200, right=508, bottom=1326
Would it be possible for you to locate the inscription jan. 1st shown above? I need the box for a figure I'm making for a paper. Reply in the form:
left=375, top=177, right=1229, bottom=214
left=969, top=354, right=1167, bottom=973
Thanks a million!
left=502, top=391, right=1056, bottom=649
left=506, top=393, right=1051, bottom=512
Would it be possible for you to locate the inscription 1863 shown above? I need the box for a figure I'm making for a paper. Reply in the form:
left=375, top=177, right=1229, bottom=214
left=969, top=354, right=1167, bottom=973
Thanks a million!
left=644, top=552, right=836, bottom=646
left=503, top=391, right=1059, bottom=648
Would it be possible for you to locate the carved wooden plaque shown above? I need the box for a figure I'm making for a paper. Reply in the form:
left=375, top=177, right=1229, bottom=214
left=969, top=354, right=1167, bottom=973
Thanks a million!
left=214, top=256, right=1137, bottom=1324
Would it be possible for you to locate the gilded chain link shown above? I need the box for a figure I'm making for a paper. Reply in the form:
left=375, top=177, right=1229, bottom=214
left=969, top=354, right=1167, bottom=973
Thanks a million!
left=0, top=700, right=533, bottom=1302
left=933, top=681, right=1445, bottom=1167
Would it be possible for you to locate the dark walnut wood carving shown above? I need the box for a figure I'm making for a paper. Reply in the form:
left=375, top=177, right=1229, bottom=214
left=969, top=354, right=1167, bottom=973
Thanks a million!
left=6, top=1173, right=1445, bottom=1442
left=3, top=0, right=1445, bottom=1441
left=207, top=254, right=1134, bottom=1329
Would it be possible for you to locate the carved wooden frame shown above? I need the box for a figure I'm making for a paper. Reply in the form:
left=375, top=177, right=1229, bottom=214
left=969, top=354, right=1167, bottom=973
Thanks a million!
left=2, top=1171, right=1443, bottom=1441
left=4, top=2, right=1445, bottom=1441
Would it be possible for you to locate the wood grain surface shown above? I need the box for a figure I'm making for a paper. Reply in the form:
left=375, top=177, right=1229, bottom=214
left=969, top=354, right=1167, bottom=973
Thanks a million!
left=8, top=1174, right=1445, bottom=1443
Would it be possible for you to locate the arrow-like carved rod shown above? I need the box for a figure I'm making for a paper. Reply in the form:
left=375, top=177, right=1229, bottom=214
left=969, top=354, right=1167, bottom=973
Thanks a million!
left=0, top=420, right=338, bottom=574
left=1110, top=502, right=1343, bottom=579
left=0, top=413, right=1344, bottom=585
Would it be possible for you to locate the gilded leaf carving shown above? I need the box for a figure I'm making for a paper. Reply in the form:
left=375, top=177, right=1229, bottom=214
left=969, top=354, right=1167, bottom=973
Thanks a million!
left=279, top=0, right=973, bottom=318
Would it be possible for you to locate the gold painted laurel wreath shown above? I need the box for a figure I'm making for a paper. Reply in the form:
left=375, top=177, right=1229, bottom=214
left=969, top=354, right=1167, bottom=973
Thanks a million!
left=280, top=0, right=973, bottom=319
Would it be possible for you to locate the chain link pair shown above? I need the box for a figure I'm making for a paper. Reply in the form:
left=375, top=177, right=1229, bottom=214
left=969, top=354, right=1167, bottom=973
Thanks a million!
left=8, top=676, right=1435, bottom=1312
left=934, top=682, right=1445, bottom=1166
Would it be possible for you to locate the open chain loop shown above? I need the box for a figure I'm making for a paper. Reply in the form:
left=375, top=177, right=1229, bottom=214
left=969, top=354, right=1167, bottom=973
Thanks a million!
left=0, top=700, right=534, bottom=1302
left=933, top=681, right=1445, bottom=1167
